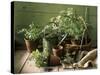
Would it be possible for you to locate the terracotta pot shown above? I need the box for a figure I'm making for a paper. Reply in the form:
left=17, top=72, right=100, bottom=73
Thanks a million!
left=71, top=39, right=81, bottom=45
left=65, top=38, right=71, bottom=44
left=24, top=38, right=38, bottom=53
left=49, top=55, right=61, bottom=66
left=52, top=45, right=63, bottom=57
left=71, top=37, right=90, bottom=45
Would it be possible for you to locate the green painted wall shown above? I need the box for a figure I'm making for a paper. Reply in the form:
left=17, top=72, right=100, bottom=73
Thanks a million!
left=14, top=2, right=97, bottom=47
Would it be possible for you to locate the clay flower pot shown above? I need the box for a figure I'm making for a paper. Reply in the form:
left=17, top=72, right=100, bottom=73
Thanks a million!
left=71, top=39, right=81, bottom=45
left=24, top=38, right=38, bottom=53
left=49, top=55, right=61, bottom=66
left=52, top=45, right=63, bottom=57
left=24, top=39, right=33, bottom=53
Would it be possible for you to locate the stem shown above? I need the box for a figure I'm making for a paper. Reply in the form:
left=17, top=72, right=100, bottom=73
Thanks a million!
left=80, top=30, right=86, bottom=49
left=85, top=7, right=88, bottom=23
left=76, top=30, right=86, bottom=62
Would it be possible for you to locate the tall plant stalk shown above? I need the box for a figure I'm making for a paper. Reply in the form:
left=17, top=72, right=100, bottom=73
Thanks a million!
left=77, top=7, right=88, bottom=62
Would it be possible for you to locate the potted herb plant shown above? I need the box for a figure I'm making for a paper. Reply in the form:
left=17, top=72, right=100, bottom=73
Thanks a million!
left=42, top=8, right=91, bottom=59
left=18, top=22, right=41, bottom=53
left=58, top=8, right=87, bottom=45
left=42, top=16, right=65, bottom=58
left=31, top=49, right=48, bottom=67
